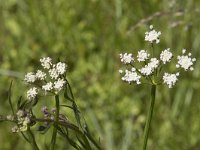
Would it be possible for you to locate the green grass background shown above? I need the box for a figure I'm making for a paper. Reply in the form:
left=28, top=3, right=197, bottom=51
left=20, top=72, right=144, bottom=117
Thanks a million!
left=0, top=0, right=200, bottom=149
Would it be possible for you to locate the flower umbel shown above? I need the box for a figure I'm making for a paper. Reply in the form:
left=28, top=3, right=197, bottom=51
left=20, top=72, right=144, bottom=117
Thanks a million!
left=24, top=72, right=36, bottom=83
left=137, top=50, right=150, bottom=62
left=40, top=57, right=52, bottom=69
left=160, top=48, right=173, bottom=64
left=49, top=67, right=60, bottom=79
left=145, top=25, right=161, bottom=44
left=163, top=73, right=179, bottom=88
left=119, top=25, right=196, bottom=88
left=139, top=58, right=159, bottom=76
left=42, top=82, right=53, bottom=92
left=24, top=57, right=68, bottom=98
left=121, top=68, right=141, bottom=84
left=11, top=110, right=32, bottom=133
left=27, top=87, right=38, bottom=100
left=4, top=56, right=102, bottom=150
left=36, top=70, right=46, bottom=80
left=176, top=49, right=196, bottom=71
left=56, top=62, right=67, bottom=75
left=120, top=53, right=134, bottom=64
left=54, top=78, right=66, bottom=93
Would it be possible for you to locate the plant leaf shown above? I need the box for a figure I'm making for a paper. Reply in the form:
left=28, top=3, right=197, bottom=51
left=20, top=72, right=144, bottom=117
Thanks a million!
left=8, top=81, right=15, bottom=115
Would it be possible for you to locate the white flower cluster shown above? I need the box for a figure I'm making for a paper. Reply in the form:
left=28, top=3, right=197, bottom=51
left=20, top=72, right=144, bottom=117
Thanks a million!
left=11, top=110, right=31, bottom=133
left=119, top=25, right=196, bottom=88
left=139, top=58, right=159, bottom=76
left=121, top=68, right=141, bottom=84
left=24, top=72, right=36, bottom=83
left=120, top=53, right=134, bottom=64
left=145, top=25, right=161, bottom=44
left=27, top=87, right=38, bottom=99
left=163, top=73, right=179, bottom=88
left=42, top=82, right=53, bottom=92
left=54, top=78, right=66, bottom=92
left=137, top=50, right=150, bottom=62
left=36, top=70, right=46, bottom=80
left=24, top=57, right=67, bottom=99
left=160, top=48, right=173, bottom=64
left=40, top=57, right=52, bottom=69
left=176, top=49, right=196, bottom=71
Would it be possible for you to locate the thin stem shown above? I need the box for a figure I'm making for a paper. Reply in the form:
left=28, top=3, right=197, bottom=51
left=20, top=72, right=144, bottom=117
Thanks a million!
left=1, top=116, right=102, bottom=149
left=34, top=118, right=79, bottom=131
left=21, top=132, right=31, bottom=145
left=50, top=95, right=60, bottom=150
left=142, top=85, right=156, bottom=150
left=151, top=43, right=154, bottom=57
left=27, top=128, right=40, bottom=150
left=65, top=80, right=101, bottom=149
left=66, top=80, right=82, bottom=129
left=67, top=81, right=74, bottom=99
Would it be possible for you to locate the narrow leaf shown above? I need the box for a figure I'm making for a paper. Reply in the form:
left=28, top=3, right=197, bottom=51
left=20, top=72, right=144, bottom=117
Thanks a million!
left=8, top=81, right=15, bottom=115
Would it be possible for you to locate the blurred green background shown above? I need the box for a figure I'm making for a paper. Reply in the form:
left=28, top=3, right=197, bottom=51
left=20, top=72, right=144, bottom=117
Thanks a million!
left=0, top=0, right=200, bottom=149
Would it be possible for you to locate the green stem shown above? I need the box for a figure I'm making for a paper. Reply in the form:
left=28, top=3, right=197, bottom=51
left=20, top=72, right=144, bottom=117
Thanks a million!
left=50, top=95, right=60, bottom=150
left=151, top=43, right=154, bottom=57
left=27, top=128, right=40, bottom=150
left=142, top=85, right=156, bottom=150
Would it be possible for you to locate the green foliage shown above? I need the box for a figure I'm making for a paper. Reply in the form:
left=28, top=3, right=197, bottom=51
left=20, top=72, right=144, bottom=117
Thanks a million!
left=0, top=0, right=200, bottom=149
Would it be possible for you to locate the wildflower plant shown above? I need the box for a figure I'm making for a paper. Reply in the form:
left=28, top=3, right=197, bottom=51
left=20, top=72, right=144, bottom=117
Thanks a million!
left=119, top=25, right=196, bottom=150
left=0, top=58, right=102, bottom=150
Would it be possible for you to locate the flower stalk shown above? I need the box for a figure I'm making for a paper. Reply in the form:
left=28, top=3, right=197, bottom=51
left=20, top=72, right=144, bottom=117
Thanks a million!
left=50, top=95, right=60, bottom=150
left=142, top=85, right=156, bottom=150
left=27, top=128, right=40, bottom=150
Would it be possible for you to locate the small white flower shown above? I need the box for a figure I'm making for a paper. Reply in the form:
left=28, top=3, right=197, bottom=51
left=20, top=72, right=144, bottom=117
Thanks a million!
left=145, top=26, right=161, bottom=44
left=160, top=48, right=173, bottom=64
left=27, top=87, right=38, bottom=100
left=16, top=110, right=24, bottom=117
left=182, top=49, right=186, bottom=54
left=56, top=62, right=67, bottom=75
left=54, top=78, right=66, bottom=92
left=23, top=117, right=31, bottom=125
left=120, top=53, right=134, bottom=64
left=19, top=124, right=28, bottom=132
left=137, top=50, right=150, bottom=62
left=24, top=72, right=36, bottom=83
left=121, top=68, right=141, bottom=84
left=42, top=82, right=53, bottom=92
left=139, top=65, right=153, bottom=76
left=190, top=67, right=194, bottom=71
left=119, top=69, right=123, bottom=74
left=40, top=57, right=52, bottom=69
left=149, top=25, right=153, bottom=29
left=49, top=67, right=59, bottom=79
left=176, top=49, right=196, bottom=71
left=12, top=126, right=19, bottom=133
left=149, top=58, right=159, bottom=68
left=6, top=115, right=14, bottom=121
left=163, top=73, right=179, bottom=88
left=36, top=70, right=46, bottom=80
left=131, top=68, right=136, bottom=72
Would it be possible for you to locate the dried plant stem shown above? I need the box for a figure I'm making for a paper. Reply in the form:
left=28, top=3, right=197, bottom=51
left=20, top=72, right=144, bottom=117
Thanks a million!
left=142, top=85, right=156, bottom=150
left=50, top=95, right=60, bottom=150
